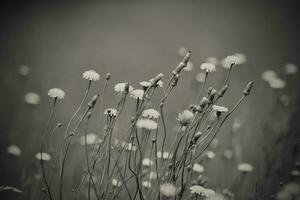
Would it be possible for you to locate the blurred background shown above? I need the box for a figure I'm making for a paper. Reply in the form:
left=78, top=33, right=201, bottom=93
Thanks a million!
left=0, top=0, right=299, bottom=199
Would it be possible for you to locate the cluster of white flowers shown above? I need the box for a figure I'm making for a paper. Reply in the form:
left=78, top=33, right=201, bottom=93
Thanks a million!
left=7, top=145, right=22, bottom=156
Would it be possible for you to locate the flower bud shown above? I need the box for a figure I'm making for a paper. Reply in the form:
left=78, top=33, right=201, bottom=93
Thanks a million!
left=172, top=51, right=191, bottom=74
left=218, top=84, right=229, bottom=97
left=105, top=73, right=111, bottom=80
left=208, top=89, right=217, bottom=103
left=88, top=94, right=99, bottom=109
left=243, top=81, right=254, bottom=96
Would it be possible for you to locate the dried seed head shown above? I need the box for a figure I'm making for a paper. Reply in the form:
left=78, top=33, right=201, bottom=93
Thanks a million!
left=218, top=84, right=229, bottom=97
left=88, top=94, right=99, bottom=109
left=105, top=73, right=111, bottom=80
left=243, top=81, right=254, bottom=96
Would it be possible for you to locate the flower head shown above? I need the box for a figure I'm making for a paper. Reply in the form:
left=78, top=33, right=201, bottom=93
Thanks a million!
left=114, top=82, right=134, bottom=93
left=160, top=183, right=178, bottom=197
left=200, top=63, right=216, bottom=72
left=104, top=108, right=118, bottom=117
left=142, top=158, right=153, bottom=167
left=212, top=105, right=229, bottom=113
left=193, top=163, right=204, bottom=173
left=140, top=81, right=152, bottom=88
left=142, top=181, right=152, bottom=188
left=80, top=133, right=97, bottom=145
left=82, top=70, right=100, bottom=81
left=222, top=55, right=240, bottom=69
left=112, top=179, right=121, bottom=187
left=177, top=110, right=194, bottom=126
left=48, top=88, right=65, bottom=99
left=284, top=63, right=298, bottom=74
left=269, top=78, right=286, bottom=89
left=130, top=89, right=144, bottom=100
left=157, top=151, right=172, bottom=159
left=237, top=163, right=253, bottom=172
left=136, top=118, right=158, bottom=130
left=7, top=145, right=22, bottom=156
left=25, top=92, right=41, bottom=105
left=190, top=185, right=215, bottom=197
left=35, top=152, right=51, bottom=161
left=142, top=109, right=160, bottom=119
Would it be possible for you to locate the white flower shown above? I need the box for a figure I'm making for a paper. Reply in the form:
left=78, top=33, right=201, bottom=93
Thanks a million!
left=196, top=73, right=206, bottom=82
left=222, top=55, right=240, bottom=69
left=35, top=152, right=51, bottom=161
left=193, top=163, right=204, bottom=173
left=200, top=63, right=216, bottom=72
left=284, top=63, right=298, bottom=74
left=136, top=118, right=158, bottom=130
left=142, top=181, right=152, bottom=188
left=223, top=149, right=233, bottom=160
left=177, top=110, right=194, bottom=126
left=261, top=70, right=277, bottom=82
left=140, top=81, right=152, bottom=88
left=112, top=179, right=121, bottom=187
left=48, top=88, right=65, bottom=99
left=269, top=78, right=286, bottom=89
left=157, top=151, right=172, bottom=159
left=25, top=92, right=40, bottom=105
left=142, top=158, right=154, bottom=167
left=19, top=65, right=30, bottom=76
left=206, top=57, right=218, bottom=66
left=104, top=108, right=118, bottom=117
left=206, top=151, right=216, bottom=159
left=122, top=142, right=137, bottom=151
left=233, top=53, right=247, bottom=64
left=130, top=89, right=144, bottom=100
left=149, top=171, right=158, bottom=180
left=82, top=70, right=100, bottom=81
left=157, top=80, right=164, bottom=87
left=142, top=109, right=160, bottom=119
left=178, top=47, right=188, bottom=57
left=212, top=105, right=229, bottom=113
left=190, top=185, right=215, bottom=197
left=183, top=61, right=194, bottom=71
left=7, top=145, right=22, bottom=156
left=80, top=133, right=97, bottom=145
left=237, top=163, right=253, bottom=172
left=160, top=183, right=178, bottom=197
left=114, top=83, right=134, bottom=93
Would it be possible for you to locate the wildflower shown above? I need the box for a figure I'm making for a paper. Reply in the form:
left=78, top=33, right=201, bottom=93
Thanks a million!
left=157, top=80, right=164, bottom=87
left=222, top=55, right=240, bottom=69
left=19, top=65, right=30, bottom=76
left=206, top=151, right=216, bottom=159
left=136, top=118, right=158, bottom=130
left=160, top=183, right=178, bottom=197
left=261, top=70, right=277, bottom=82
left=25, top=92, right=40, bottom=105
left=190, top=185, right=215, bottom=197
left=48, top=88, right=65, bottom=99
left=212, top=105, right=228, bottom=117
left=149, top=171, right=158, bottom=180
left=196, top=72, right=206, bottom=82
left=80, top=133, right=97, bottom=145
left=233, top=53, right=247, bottom=64
left=130, top=89, right=144, bottom=100
left=183, top=61, right=194, bottom=71
left=104, top=108, right=118, bottom=117
left=7, top=145, right=22, bottom=156
left=111, top=179, right=121, bottom=187
left=140, top=81, right=152, bottom=88
left=200, top=63, right=216, bottom=73
left=157, top=151, right=172, bottom=159
left=82, top=70, right=100, bottom=81
left=142, top=158, right=154, bottom=167
left=237, top=163, right=253, bottom=172
left=142, top=181, right=151, bottom=188
left=122, top=142, right=137, bottom=151
left=177, top=110, right=194, bottom=126
left=35, top=152, right=51, bottom=161
left=206, top=57, right=218, bottom=65
left=269, top=78, right=286, bottom=89
left=223, top=149, right=234, bottom=160
left=114, top=82, right=134, bottom=93
left=284, top=63, right=298, bottom=74
left=193, top=163, right=204, bottom=173
left=142, top=109, right=160, bottom=119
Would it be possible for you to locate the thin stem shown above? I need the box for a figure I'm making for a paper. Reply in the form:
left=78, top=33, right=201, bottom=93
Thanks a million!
left=194, top=72, right=208, bottom=104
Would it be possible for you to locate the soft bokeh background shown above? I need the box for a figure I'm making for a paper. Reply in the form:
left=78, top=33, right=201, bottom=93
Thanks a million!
left=0, top=0, right=299, bottom=199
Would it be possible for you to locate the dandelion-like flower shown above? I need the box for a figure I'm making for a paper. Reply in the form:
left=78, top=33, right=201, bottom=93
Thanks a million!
left=200, top=63, right=216, bottom=72
left=25, top=92, right=41, bottom=105
left=157, top=80, right=164, bottom=87
left=35, top=152, right=51, bottom=161
left=206, top=151, right=216, bottom=159
left=233, top=53, right=247, bottom=64
left=261, top=70, right=277, bottom=82
left=112, top=179, right=121, bottom=187
left=193, top=163, right=204, bottom=173
left=104, top=108, right=118, bottom=117
left=80, top=133, right=97, bottom=145
left=142, top=109, right=160, bottom=119
left=223, top=149, right=234, bottom=160
left=140, top=81, right=152, bottom=88
left=142, top=181, right=152, bottom=188
left=142, top=158, right=154, bottom=167
left=222, top=55, right=240, bottom=69
left=212, top=105, right=229, bottom=113
left=82, top=70, right=100, bottom=81
left=177, top=110, right=194, bottom=126
left=160, top=183, right=178, bottom=197
left=190, top=185, right=215, bottom=197
left=269, top=78, right=286, bottom=89
left=114, top=82, right=134, bottom=93
left=7, top=145, right=22, bottom=156
left=284, top=63, right=298, bottom=74
left=130, top=89, right=144, bottom=100
left=136, top=118, right=158, bottom=130
left=149, top=171, right=158, bottom=180
left=122, top=142, right=137, bottom=151
left=48, top=88, right=65, bottom=99
left=237, top=163, right=254, bottom=172
left=157, top=151, right=172, bottom=159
